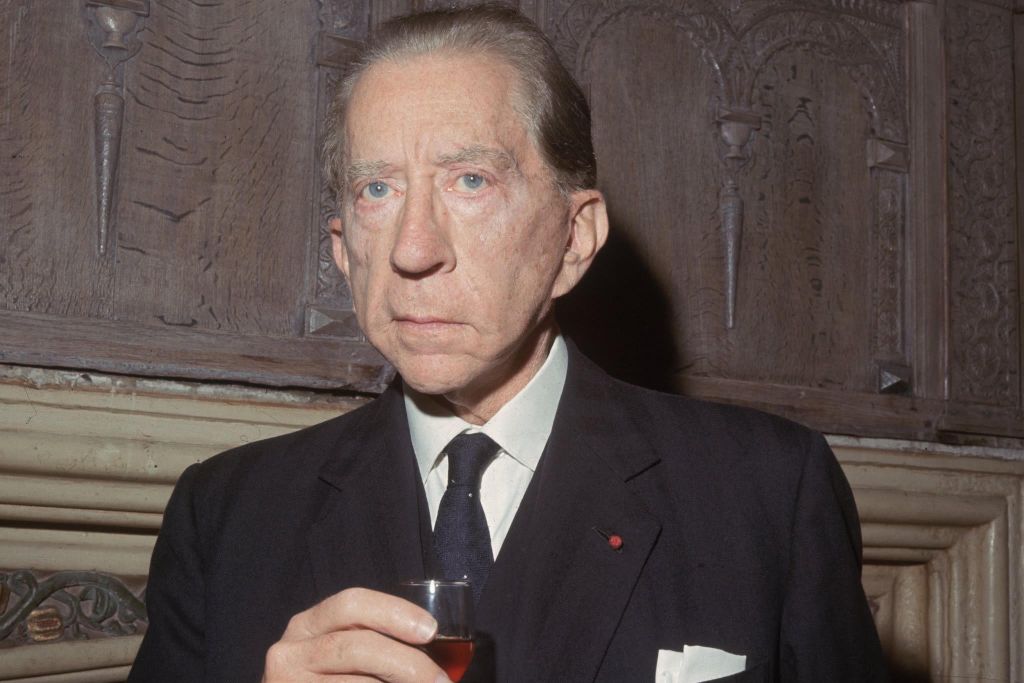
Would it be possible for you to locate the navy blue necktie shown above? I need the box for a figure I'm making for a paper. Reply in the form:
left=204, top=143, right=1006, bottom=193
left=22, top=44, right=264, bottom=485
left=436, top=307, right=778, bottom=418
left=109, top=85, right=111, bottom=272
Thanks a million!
left=433, top=432, right=499, bottom=603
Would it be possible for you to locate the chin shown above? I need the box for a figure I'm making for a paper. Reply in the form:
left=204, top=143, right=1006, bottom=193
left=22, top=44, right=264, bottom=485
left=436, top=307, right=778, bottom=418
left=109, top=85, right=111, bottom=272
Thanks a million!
left=392, top=355, right=478, bottom=398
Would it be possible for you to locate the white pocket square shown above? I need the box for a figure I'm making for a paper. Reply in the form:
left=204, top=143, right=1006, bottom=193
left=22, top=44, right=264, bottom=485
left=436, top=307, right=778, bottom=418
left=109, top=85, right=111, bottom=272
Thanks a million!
left=655, top=644, right=746, bottom=682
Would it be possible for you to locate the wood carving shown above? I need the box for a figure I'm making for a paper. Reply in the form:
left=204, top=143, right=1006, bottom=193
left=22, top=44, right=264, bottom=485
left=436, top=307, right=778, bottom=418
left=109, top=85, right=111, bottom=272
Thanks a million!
left=946, top=0, right=1019, bottom=407
left=548, top=0, right=911, bottom=397
left=872, top=171, right=904, bottom=362
left=318, top=0, right=357, bottom=32
left=717, top=107, right=760, bottom=329
left=83, top=0, right=148, bottom=256
left=93, top=78, right=124, bottom=258
left=309, top=2, right=367, bottom=340
left=551, top=0, right=905, bottom=336
left=315, top=71, right=352, bottom=310
left=719, top=179, right=744, bottom=329
left=0, top=570, right=147, bottom=644
left=866, top=138, right=907, bottom=369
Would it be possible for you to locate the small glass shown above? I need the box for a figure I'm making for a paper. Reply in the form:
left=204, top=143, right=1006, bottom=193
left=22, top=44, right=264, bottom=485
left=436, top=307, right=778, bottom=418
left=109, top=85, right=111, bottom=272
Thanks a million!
left=397, top=580, right=475, bottom=681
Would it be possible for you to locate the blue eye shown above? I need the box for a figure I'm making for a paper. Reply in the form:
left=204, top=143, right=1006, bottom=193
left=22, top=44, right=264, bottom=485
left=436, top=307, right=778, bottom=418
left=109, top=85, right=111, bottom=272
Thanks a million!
left=456, top=174, right=486, bottom=191
left=362, top=181, right=390, bottom=199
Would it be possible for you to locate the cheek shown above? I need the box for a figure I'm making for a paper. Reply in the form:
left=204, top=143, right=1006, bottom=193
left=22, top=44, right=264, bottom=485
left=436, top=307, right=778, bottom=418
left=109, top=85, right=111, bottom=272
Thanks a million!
left=343, top=221, right=381, bottom=274
left=341, top=238, right=379, bottom=312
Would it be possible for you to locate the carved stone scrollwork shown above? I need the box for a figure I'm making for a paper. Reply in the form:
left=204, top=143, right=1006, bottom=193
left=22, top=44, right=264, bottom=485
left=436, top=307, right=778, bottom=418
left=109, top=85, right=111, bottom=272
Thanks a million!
left=83, top=0, right=149, bottom=256
left=0, top=570, right=147, bottom=645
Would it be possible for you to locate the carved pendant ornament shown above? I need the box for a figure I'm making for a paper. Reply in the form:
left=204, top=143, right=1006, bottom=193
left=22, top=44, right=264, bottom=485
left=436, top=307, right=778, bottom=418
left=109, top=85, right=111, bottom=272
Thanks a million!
left=83, top=0, right=149, bottom=256
left=0, top=570, right=147, bottom=645
left=551, top=0, right=905, bottom=332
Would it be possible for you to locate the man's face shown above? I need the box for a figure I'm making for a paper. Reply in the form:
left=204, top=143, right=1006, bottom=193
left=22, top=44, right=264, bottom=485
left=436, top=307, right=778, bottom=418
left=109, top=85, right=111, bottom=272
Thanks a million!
left=331, top=52, right=605, bottom=414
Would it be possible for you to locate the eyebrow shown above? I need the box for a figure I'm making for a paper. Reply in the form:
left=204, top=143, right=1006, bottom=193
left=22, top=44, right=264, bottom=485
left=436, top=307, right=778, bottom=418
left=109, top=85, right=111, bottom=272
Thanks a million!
left=344, top=146, right=521, bottom=189
left=345, top=159, right=389, bottom=188
left=436, top=145, right=520, bottom=174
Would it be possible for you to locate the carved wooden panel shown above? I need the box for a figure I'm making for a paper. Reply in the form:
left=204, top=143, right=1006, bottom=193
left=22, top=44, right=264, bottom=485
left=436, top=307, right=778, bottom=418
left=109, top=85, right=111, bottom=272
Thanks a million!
left=552, top=0, right=907, bottom=392
left=0, top=1, right=387, bottom=392
left=307, top=1, right=371, bottom=342
left=549, top=0, right=1022, bottom=440
left=946, top=0, right=1020, bottom=409
left=110, top=0, right=313, bottom=334
left=0, top=0, right=1021, bottom=438
left=0, top=1, right=115, bottom=319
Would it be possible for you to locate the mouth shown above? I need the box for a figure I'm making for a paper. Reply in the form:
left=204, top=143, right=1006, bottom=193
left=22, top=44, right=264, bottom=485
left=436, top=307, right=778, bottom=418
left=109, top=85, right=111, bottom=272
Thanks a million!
left=393, top=315, right=464, bottom=335
left=395, top=314, right=459, bottom=325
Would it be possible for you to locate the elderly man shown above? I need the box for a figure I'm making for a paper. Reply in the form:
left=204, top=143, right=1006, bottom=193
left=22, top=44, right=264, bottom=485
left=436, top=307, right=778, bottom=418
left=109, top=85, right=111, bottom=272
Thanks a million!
left=129, top=5, right=886, bottom=682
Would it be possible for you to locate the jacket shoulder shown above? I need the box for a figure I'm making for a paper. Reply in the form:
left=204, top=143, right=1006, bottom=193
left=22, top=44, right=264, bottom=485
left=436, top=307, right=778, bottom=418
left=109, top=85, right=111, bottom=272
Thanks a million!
left=606, top=371, right=823, bottom=460
left=181, top=394, right=385, bottom=503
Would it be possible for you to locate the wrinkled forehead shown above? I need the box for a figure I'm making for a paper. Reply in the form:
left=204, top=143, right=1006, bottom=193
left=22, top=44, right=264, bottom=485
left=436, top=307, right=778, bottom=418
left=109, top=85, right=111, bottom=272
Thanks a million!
left=342, top=51, right=538, bottom=163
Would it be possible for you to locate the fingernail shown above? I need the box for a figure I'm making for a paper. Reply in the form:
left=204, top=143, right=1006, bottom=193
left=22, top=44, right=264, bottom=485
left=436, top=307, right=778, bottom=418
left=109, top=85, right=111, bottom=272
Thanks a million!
left=415, top=616, right=437, bottom=641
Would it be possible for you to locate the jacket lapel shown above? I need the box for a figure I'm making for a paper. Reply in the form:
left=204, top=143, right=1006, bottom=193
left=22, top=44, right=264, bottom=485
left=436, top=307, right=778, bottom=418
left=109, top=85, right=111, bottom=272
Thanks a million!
left=307, top=386, right=431, bottom=599
left=474, top=347, right=663, bottom=682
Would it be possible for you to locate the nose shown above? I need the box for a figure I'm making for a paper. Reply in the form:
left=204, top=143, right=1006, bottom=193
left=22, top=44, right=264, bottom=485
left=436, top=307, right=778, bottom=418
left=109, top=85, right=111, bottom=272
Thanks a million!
left=389, top=182, right=454, bottom=277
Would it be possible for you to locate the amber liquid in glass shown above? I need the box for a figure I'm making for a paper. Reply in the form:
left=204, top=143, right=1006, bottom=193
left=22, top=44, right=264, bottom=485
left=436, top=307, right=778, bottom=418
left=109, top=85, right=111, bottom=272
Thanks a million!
left=425, top=636, right=474, bottom=682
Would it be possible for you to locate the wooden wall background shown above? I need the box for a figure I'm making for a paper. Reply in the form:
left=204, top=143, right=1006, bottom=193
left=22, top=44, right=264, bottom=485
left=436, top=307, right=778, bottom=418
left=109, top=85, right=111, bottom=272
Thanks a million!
left=1, top=0, right=1021, bottom=444
left=0, top=0, right=1022, bottom=680
left=0, top=0, right=1021, bottom=443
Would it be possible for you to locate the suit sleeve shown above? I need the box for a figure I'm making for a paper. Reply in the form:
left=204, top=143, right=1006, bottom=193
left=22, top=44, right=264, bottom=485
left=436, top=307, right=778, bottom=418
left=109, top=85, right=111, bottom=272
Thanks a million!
left=128, top=463, right=208, bottom=682
left=779, top=433, right=889, bottom=681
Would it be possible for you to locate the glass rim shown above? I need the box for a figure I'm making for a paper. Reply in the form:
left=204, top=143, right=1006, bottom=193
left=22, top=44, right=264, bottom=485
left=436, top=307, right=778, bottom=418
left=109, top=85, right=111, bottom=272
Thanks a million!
left=398, top=579, right=472, bottom=588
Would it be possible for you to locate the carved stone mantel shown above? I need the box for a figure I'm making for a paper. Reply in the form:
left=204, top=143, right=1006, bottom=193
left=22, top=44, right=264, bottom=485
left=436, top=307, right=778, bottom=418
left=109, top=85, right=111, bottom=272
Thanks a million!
left=0, top=367, right=363, bottom=681
left=0, top=367, right=1021, bottom=681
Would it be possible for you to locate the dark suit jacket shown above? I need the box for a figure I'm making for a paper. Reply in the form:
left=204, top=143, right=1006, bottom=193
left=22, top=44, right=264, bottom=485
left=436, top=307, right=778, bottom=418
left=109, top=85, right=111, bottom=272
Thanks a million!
left=129, top=346, right=886, bottom=682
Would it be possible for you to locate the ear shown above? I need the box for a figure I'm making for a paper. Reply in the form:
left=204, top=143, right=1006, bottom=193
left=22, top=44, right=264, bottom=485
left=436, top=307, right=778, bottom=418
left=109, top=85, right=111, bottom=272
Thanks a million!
left=328, top=216, right=350, bottom=280
left=551, top=189, right=609, bottom=298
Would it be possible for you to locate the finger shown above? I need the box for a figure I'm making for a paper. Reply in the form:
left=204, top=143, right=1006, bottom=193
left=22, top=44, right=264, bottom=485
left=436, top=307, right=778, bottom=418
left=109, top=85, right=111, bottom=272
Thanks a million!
left=282, top=588, right=437, bottom=644
left=268, top=629, right=447, bottom=682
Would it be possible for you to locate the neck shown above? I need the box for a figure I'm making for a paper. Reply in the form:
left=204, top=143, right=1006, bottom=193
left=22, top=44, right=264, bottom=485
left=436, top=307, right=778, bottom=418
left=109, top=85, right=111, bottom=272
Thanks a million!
left=442, top=319, right=558, bottom=425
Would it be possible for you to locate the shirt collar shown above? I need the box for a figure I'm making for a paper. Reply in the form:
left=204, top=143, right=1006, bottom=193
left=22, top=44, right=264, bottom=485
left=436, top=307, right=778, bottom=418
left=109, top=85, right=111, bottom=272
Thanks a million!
left=404, top=334, right=569, bottom=483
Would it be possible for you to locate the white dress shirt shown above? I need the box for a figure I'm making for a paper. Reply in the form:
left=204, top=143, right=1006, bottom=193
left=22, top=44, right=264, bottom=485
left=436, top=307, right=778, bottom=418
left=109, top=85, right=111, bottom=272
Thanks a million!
left=404, top=335, right=568, bottom=559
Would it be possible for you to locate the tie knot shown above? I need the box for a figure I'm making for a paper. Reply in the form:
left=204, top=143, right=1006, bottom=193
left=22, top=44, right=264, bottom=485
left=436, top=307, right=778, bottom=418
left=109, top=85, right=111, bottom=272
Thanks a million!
left=444, top=432, right=499, bottom=488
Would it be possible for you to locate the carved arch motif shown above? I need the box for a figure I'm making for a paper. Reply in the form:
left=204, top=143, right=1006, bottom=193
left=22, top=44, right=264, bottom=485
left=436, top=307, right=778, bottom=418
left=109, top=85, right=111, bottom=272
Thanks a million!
left=552, top=1, right=734, bottom=100
left=549, top=0, right=906, bottom=352
left=737, top=8, right=903, bottom=140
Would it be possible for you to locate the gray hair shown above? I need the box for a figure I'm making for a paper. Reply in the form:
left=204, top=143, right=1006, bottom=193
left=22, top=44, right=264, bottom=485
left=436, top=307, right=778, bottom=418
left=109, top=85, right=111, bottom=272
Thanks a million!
left=322, top=3, right=596, bottom=201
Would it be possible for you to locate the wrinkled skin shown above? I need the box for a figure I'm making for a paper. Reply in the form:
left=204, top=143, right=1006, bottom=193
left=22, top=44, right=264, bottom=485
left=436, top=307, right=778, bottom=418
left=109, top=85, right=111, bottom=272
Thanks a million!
left=331, top=53, right=607, bottom=424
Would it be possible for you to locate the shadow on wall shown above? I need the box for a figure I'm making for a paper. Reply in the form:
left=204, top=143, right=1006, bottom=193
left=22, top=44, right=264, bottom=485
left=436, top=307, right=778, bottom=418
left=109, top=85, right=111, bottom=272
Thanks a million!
left=888, top=661, right=929, bottom=683
left=558, top=213, right=678, bottom=392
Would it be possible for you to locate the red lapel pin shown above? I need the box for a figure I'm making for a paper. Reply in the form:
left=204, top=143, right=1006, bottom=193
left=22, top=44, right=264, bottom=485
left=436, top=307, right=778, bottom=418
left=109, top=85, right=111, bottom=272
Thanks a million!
left=592, top=526, right=624, bottom=551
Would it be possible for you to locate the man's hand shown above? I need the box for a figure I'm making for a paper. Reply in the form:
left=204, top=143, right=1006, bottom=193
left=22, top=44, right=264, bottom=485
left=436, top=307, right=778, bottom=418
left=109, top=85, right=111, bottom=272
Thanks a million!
left=262, top=588, right=449, bottom=682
